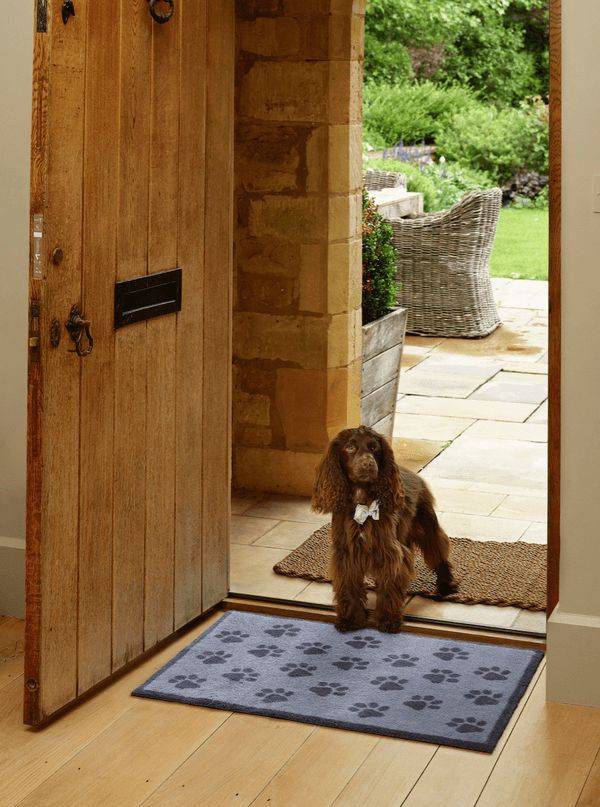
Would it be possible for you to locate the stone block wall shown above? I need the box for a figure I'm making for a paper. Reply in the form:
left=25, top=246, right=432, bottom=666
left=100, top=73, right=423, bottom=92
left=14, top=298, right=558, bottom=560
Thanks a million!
left=233, top=0, right=365, bottom=495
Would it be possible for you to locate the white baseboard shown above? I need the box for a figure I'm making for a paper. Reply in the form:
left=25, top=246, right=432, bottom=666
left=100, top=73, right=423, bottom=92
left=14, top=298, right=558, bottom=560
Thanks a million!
left=0, top=536, right=25, bottom=619
left=547, top=605, right=600, bottom=708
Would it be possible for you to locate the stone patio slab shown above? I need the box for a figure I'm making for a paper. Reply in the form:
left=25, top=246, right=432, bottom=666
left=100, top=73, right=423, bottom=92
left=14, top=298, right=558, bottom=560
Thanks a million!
left=438, top=511, right=530, bottom=542
left=229, top=543, right=311, bottom=599
left=392, top=413, right=475, bottom=442
left=463, top=419, right=547, bottom=443
left=432, top=487, right=507, bottom=516
left=469, top=481, right=547, bottom=499
left=411, top=355, right=507, bottom=377
left=244, top=494, right=329, bottom=525
left=423, top=435, right=547, bottom=490
left=469, top=371, right=548, bottom=404
left=432, top=323, right=547, bottom=362
left=520, top=522, right=548, bottom=543
left=398, top=370, right=488, bottom=398
left=254, top=519, right=316, bottom=550
left=397, top=395, right=539, bottom=423
left=502, top=361, right=548, bottom=375
left=231, top=515, right=281, bottom=545
left=392, top=437, right=446, bottom=473
left=526, top=401, right=548, bottom=425
left=491, top=495, right=548, bottom=522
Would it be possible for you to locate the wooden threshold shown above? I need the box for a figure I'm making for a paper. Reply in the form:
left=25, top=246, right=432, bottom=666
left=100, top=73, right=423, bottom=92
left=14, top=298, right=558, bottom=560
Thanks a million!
left=223, top=596, right=546, bottom=652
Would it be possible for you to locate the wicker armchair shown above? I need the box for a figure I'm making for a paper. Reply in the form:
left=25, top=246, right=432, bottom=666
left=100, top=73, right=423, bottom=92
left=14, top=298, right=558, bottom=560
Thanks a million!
left=389, top=188, right=502, bottom=338
left=363, top=170, right=407, bottom=192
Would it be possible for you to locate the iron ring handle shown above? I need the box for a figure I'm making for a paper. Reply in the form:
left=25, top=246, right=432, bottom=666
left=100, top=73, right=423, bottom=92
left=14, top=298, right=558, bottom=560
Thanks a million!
left=66, top=305, right=94, bottom=357
left=147, top=0, right=174, bottom=24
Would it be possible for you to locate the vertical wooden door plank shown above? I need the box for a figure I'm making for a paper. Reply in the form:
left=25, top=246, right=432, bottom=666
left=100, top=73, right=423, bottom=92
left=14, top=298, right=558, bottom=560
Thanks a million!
left=77, top=0, right=120, bottom=695
left=144, top=9, right=180, bottom=648
left=174, top=0, right=208, bottom=629
left=33, top=0, right=87, bottom=722
left=201, top=0, right=234, bottom=610
left=112, top=0, right=152, bottom=672
left=24, top=6, right=49, bottom=725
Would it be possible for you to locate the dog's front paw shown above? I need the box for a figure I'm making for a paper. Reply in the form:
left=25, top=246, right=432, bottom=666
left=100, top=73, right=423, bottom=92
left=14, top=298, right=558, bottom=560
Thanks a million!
left=335, top=617, right=363, bottom=633
left=377, top=618, right=403, bottom=634
left=437, top=578, right=459, bottom=596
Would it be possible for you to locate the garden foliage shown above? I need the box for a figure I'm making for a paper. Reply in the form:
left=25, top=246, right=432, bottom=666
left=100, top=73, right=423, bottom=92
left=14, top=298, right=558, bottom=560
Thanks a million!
left=362, top=189, right=398, bottom=324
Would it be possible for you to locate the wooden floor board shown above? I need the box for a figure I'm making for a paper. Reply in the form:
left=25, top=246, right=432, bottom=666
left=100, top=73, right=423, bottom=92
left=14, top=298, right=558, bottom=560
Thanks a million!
left=1, top=613, right=599, bottom=807
left=0, top=616, right=25, bottom=690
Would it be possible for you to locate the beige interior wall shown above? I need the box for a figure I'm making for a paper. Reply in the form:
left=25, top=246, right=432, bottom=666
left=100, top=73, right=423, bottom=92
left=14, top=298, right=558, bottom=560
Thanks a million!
left=0, top=7, right=33, bottom=617
left=232, top=0, right=365, bottom=496
left=546, top=0, right=600, bottom=707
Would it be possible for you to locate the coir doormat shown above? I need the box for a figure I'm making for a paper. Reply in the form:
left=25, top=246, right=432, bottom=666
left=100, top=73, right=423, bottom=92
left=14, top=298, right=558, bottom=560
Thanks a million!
left=273, top=524, right=546, bottom=611
left=132, top=610, right=544, bottom=753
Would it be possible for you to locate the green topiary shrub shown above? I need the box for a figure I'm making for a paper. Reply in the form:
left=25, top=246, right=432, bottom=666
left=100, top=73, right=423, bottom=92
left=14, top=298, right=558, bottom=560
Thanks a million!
left=362, top=189, right=399, bottom=325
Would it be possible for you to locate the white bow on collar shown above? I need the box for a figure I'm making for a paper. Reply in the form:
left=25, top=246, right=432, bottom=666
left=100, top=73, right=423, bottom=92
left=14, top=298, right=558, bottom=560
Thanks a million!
left=354, top=500, right=380, bottom=525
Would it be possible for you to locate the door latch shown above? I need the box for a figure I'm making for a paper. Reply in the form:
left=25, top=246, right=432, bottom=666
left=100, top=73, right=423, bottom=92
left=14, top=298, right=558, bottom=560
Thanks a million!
left=146, top=0, right=174, bottom=24
left=29, top=300, right=42, bottom=362
left=66, top=304, right=93, bottom=357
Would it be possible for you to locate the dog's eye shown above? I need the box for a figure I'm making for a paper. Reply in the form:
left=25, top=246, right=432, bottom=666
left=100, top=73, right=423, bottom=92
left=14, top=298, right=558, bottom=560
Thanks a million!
left=369, top=443, right=379, bottom=452
left=344, top=444, right=356, bottom=453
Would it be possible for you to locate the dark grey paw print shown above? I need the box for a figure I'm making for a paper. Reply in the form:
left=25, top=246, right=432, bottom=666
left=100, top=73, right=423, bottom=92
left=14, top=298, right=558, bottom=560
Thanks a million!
left=423, top=668, right=461, bottom=684
left=332, top=656, right=369, bottom=671
left=348, top=702, right=390, bottom=719
left=383, top=653, right=419, bottom=668
left=296, top=642, right=332, bottom=655
left=309, top=682, right=349, bottom=697
left=404, top=695, right=443, bottom=711
left=370, top=675, right=408, bottom=691
left=222, top=667, right=259, bottom=683
left=474, top=666, right=511, bottom=681
left=197, top=650, right=233, bottom=665
left=447, top=717, right=487, bottom=734
left=256, top=687, right=294, bottom=704
left=433, top=645, right=470, bottom=662
left=464, top=689, right=503, bottom=706
left=247, top=644, right=285, bottom=658
left=280, top=662, right=317, bottom=678
left=216, top=630, right=250, bottom=643
left=169, top=674, right=206, bottom=690
left=345, top=634, right=382, bottom=650
left=264, top=624, right=301, bottom=638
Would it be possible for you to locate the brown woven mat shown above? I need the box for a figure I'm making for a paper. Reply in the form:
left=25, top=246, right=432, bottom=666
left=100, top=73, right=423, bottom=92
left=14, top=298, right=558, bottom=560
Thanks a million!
left=273, top=524, right=546, bottom=611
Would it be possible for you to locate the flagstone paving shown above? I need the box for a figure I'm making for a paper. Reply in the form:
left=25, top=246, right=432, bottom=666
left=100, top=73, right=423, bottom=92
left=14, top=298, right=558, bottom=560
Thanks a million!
left=230, top=278, right=548, bottom=636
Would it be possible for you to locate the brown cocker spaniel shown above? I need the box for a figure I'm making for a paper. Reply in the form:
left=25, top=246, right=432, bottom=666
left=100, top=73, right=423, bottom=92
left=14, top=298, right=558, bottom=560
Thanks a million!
left=312, top=425, right=458, bottom=633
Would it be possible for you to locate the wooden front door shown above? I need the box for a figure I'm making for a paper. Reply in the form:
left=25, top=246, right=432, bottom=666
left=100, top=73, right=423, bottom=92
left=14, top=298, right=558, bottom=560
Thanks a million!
left=25, top=0, right=233, bottom=725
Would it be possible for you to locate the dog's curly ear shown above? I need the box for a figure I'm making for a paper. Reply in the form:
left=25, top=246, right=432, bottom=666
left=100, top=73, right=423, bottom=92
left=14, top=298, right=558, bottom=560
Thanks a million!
left=373, top=434, right=404, bottom=513
left=311, top=438, right=351, bottom=514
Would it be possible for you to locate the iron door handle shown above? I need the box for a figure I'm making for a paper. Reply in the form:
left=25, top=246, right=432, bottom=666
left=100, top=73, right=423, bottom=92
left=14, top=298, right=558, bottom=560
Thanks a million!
left=66, top=304, right=93, bottom=357
left=146, top=0, right=174, bottom=24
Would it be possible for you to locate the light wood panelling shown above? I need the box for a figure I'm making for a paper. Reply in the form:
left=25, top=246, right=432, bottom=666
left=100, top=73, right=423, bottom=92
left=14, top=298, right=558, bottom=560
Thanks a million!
left=25, top=0, right=234, bottom=724
left=175, top=0, right=208, bottom=629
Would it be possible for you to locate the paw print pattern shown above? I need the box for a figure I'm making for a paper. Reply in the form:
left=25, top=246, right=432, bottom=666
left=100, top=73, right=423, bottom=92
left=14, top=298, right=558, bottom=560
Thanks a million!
left=256, top=688, right=294, bottom=704
left=464, top=689, right=503, bottom=706
left=222, top=667, right=259, bottom=683
left=169, top=674, right=206, bottom=689
left=296, top=642, right=332, bottom=655
left=370, top=675, right=408, bottom=691
left=345, top=635, right=382, bottom=650
left=447, top=717, right=488, bottom=734
left=197, top=650, right=233, bottom=665
left=264, top=624, right=301, bottom=638
left=474, top=666, right=511, bottom=681
left=348, top=702, right=390, bottom=719
left=423, top=669, right=461, bottom=684
left=404, top=695, right=443, bottom=711
left=309, top=682, right=349, bottom=698
left=280, top=662, right=317, bottom=678
left=433, top=645, right=470, bottom=662
left=247, top=644, right=285, bottom=658
left=215, top=630, right=250, bottom=643
left=382, top=653, right=419, bottom=668
left=332, top=656, right=369, bottom=671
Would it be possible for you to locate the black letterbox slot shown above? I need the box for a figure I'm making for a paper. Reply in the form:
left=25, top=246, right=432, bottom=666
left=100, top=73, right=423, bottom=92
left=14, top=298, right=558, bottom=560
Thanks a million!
left=114, top=268, right=182, bottom=329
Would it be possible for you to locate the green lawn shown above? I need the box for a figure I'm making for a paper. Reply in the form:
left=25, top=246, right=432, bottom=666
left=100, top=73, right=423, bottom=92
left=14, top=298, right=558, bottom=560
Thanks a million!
left=489, top=209, right=548, bottom=281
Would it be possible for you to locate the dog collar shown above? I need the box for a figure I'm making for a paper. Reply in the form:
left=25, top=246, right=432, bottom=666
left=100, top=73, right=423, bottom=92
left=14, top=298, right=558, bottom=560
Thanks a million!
left=354, top=500, right=379, bottom=525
